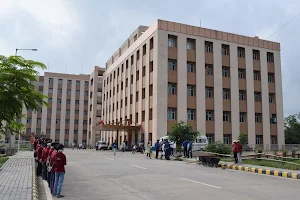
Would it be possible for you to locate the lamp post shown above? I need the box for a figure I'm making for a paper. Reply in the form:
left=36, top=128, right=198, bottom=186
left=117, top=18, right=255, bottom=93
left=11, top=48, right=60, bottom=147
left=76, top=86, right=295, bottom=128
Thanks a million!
left=15, top=48, right=38, bottom=56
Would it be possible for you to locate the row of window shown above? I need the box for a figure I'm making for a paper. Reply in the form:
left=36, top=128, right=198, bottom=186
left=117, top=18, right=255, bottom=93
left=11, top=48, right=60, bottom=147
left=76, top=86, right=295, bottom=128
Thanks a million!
left=48, top=98, right=89, bottom=105
left=206, top=134, right=277, bottom=145
left=28, top=117, right=89, bottom=125
left=48, top=79, right=88, bottom=86
left=47, top=88, right=89, bottom=96
left=167, top=108, right=277, bottom=123
left=26, top=128, right=88, bottom=135
left=168, top=35, right=275, bottom=62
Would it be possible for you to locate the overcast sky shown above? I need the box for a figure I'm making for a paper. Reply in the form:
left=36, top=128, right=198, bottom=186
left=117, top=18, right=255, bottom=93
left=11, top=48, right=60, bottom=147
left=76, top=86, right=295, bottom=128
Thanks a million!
left=0, top=0, right=299, bottom=116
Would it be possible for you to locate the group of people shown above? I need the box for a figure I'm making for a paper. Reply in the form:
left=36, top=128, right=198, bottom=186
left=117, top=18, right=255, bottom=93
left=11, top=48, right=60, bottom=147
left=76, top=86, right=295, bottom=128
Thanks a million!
left=182, top=139, right=193, bottom=158
left=34, top=137, right=67, bottom=198
left=232, top=140, right=243, bottom=164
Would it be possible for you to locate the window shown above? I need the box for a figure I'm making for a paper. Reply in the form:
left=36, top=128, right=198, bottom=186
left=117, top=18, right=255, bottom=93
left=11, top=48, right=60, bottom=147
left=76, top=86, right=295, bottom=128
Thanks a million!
left=67, top=89, right=71, bottom=94
left=240, top=112, right=247, bottom=122
left=187, top=85, right=195, bottom=96
left=205, top=64, right=213, bottom=75
left=84, top=91, right=88, bottom=96
left=76, top=80, right=80, bottom=86
left=187, top=62, right=195, bottom=72
left=26, top=128, right=31, bottom=133
left=253, top=71, right=260, bottom=81
left=271, top=136, right=277, bottom=144
left=223, top=135, right=231, bottom=144
left=187, top=109, right=195, bottom=120
left=222, top=44, right=229, bottom=55
left=256, top=135, right=262, bottom=145
left=239, top=90, right=246, bottom=100
left=136, top=70, right=139, bottom=81
left=223, top=89, right=230, bottom=99
left=150, top=37, right=154, bottom=50
left=143, top=44, right=146, bottom=56
left=142, top=66, right=146, bottom=77
left=85, top=81, right=89, bottom=86
left=268, top=73, right=274, bottom=83
left=205, top=41, right=213, bottom=53
left=76, top=90, right=80, bottom=95
left=66, top=109, right=70, bottom=114
left=75, top=110, right=79, bottom=114
left=47, top=108, right=52, bottom=114
left=84, top=100, right=88, bottom=105
left=73, top=140, right=78, bottom=144
left=56, top=119, right=60, bottom=124
left=270, top=114, right=277, bottom=124
left=84, top=110, right=88, bottom=115
left=136, top=91, right=139, bottom=102
left=36, top=128, right=41, bottom=134
left=149, top=84, right=153, bottom=96
left=66, top=99, right=71, bottom=104
left=206, top=87, right=213, bottom=98
left=168, top=35, right=177, bottom=47
left=168, top=108, right=176, bottom=120
left=131, top=75, right=133, bottom=84
left=223, top=111, right=230, bottom=122
left=142, top=88, right=145, bottom=99
left=65, top=119, right=70, bottom=124
left=267, top=52, right=274, bottom=63
left=254, top=92, right=261, bottom=102
left=238, top=69, right=245, bottom=79
left=83, top=120, right=87, bottom=125
left=255, top=113, right=262, bottom=123
left=125, top=97, right=128, bottom=106
left=168, top=83, right=177, bottom=95
left=83, top=130, right=87, bottom=135
left=149, top=109, right=153, bottom=120
left=269, top=93, right=275, bottom=103
left=55, top=129, right=60, bottom=134
left=253, top=50, right=259, bottom=60
left=75, top=100, right=79, bottom=104
left=37, top=118, right=41, bottom=124
left=142, top=111, right=145, bottom=122
left=222, top=67, right=230, bottom=77
left=149, top=61, right=153, bottom=73
left=168, top=60, right=177, bottom=70
left=56, top=108, right=61, bottom=114
left=46, top=118, right=51, bottom=124
left=48, top=88, right=53, bottom=94
left=57, top=99, right=62, bottom=104
left=58, top=79, right=63, bottom=84
left=27, top=118, right=32, bottom=124
left=48, top=98, right=52, bottom=103
left=74, top=130, right=78, bottom=134
left=187, top=38, right=195, bottom=50
left=206, top=134, right=214, bottom=144
left=206, top=111, right=213, bottom=121
left=49, top=78, right=54, bottom=83
left=130, top=95, right=133, bottom=104
left=126, top=78, right=128, bottom=87
left=238, top=47, right=245, bottom=58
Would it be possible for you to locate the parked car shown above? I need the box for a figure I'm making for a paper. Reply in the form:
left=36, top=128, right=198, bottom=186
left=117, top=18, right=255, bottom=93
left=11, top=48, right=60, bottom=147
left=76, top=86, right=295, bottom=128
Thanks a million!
left=78, top=143, right=86, bottom=149
left=159, top=135, right=208, bottom=151
left=97, top=141, right=108, bottom=151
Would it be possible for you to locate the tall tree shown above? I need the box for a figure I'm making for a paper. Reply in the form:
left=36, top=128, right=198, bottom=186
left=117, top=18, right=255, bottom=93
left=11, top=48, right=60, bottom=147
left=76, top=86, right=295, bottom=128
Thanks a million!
left=0, top=55, right=47, bottom=135
left=168, top=121, right=200, bottom=152
left=285, top=113, right=300, bottom=144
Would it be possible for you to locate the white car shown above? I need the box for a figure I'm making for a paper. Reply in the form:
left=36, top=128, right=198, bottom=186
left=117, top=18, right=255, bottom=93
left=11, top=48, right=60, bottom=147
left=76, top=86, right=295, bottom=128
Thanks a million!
left=159, top=135, right=208, bottom=151
left=97, top=141, right=108, bottom=151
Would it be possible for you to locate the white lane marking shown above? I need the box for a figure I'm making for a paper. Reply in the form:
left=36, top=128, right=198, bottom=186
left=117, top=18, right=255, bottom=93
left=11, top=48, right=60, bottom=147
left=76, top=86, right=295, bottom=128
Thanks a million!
left=43, top=180, right=53, bottom=200
left=130, top=164, right=147, bottom=170
left=180, top=178, right=221, bottom=189
left=105, top=157, right=114, bottom=160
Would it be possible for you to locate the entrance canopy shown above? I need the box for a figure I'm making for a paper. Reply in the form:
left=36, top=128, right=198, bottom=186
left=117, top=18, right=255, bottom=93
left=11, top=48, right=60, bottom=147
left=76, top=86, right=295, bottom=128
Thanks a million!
left=93, top=120, right=141, bottom=132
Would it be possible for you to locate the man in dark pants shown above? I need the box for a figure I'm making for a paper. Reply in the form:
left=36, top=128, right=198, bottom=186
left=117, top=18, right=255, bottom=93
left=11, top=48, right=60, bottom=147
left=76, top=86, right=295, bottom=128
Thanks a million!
left=182, top=139, right=188, bottom=157
left=164, top=140, right=171, bottom=160
left=154, top=140, right=160, bottom=159
left=47, top=143, right=56, bottom=187
left=36, top=141, right=43, bottom=176
left=41, top=143, right=49, bottom=180
left=188, top=141, right=193, bottom=158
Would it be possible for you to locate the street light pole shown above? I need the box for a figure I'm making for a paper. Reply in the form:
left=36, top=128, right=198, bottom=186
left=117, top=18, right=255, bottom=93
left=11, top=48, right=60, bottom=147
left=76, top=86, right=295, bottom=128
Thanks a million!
left=15, top=48, right=38, bottom=56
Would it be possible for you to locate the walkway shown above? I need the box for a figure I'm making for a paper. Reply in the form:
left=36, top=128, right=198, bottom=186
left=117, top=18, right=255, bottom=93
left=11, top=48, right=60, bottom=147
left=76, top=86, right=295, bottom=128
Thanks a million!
left=0, top=151, right=34, bottom=200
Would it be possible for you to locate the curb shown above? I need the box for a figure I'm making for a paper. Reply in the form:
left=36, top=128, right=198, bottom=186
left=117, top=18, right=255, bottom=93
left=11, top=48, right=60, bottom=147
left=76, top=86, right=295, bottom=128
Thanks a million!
left=32, top=159, right=39, bottom=200
left=219, top=163, right=300, bottom=179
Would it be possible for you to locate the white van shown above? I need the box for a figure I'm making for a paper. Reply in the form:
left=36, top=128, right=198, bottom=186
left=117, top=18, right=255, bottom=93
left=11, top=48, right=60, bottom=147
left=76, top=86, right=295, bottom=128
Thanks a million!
left=159, top=135, right=208, bottom=151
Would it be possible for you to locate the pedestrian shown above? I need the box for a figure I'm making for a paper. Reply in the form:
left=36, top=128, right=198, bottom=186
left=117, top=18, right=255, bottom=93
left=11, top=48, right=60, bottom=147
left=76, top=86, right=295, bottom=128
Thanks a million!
left=72, top=142, right=75, bottom=150
left=182, top=139, right=188, bottom=157
left=164, top=140, right=171, bottom=160
left=236, top=140, right=243, bottom=164
left=169, top=141, right=175, bottom=156
left=145, top=141, right=151, bottom=159
left=232, top=140, right=238, bottom=164
left=53, top=144, right=67, bottom=198
left=112, top=140, right=117, bottom=156
left=160, top=142, right=165, bottom=160
left=121, top=141, right=126, bottom=152
left=49, top=143, right=58, bottom=193
left=36, top=141, right=43, bottom=176
left=155, top=140, right=160, bottom=159
left=41, top=143, right=50, bottom=180
left=188, top=140, right=193, bottom=158
left=47, top=143, right=55, bottom=187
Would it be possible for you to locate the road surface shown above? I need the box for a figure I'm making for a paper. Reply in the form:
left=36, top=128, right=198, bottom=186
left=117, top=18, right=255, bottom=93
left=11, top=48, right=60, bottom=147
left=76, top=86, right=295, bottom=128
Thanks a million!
left=61, top=149, right=300, bottom=200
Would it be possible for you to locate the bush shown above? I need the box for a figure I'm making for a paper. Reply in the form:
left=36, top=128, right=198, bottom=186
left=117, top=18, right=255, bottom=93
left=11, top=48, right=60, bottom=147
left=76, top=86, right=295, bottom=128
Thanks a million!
left=206, top=142, right=231, bottom=154
left=257, top=150, right=263, bottom=158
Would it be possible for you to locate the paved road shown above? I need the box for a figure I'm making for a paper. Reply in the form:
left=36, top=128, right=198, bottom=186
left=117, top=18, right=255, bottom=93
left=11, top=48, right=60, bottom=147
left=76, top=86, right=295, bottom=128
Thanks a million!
left=62, top=149, right=300, bottom=200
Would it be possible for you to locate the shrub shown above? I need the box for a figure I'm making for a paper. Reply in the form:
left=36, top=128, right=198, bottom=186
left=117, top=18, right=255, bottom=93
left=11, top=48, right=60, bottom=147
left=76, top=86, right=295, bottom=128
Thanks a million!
left=206, top=142, right=231, bottom=155
left=256, top=149, right=263, bottom=158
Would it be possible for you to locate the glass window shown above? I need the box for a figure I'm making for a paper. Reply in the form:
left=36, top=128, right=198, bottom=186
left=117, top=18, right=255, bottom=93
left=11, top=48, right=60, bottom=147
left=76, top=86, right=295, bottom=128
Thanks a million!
left=253, top=71, right=260, bottom=80
left=76, top=80, right=80, bottom=86
left=238, top=47, right=245, bottom=58
left=255, top=113, right=262, bottom=123
left=65, top=119, right=70, bottom=124
left=187, top=39, right=195, bottom=50
left=67, top=80, right=72, bottom=85
left=75, top=100, right=79, bottom=104
left=55, top=129, right=60, bottom=134
left=222, top=67, right=229, bottom=77
left=205, top=42, right=212, bottom=53
left=254, top=92, right=261, bottom=102
left=223, top=111, right=230, bottom=122
left=46, top=118, right=51, bottom=124
left=56, top=108, right=61, bottom=114
left=66, top=99, right=71, bottom=104
left=168, top=83, right=177, bottom=95
left=48, top=88, right=53, bottom=94
left=223, top=89, right=230, bottom=99
left=206, top=87, right=213, bottom=98
left=269, top=93, right=275, bottom=103
left=67, top=89, right=71, bottom=94
left=187, top=85, right=195, bottom=96
left=48, top=98, right=52, bottom=103
left=256, top=135, right=262, bottom=144
left=187, top=62, right=195, bottom=72
left=168, top=35, right=177, bottom=47
left=56, top=119, right=60, bottom=124
left=270, top=114, right=277, bottom=124
left=206, top=111, right=213, bottom=121
left=49, top=78, right=54, bottom=83
left=223, top=135, right=230, bottom=144
left=267, top=52, right=274, bottom=63
left=187, top=109, right=195, bottom=120
left=74, top=130, right=78, bottom=134
left=57, top=99, right=62, bottom=104
left=222, top=45, right=229, bottom=55
left=84, top=100, right=88, bottom=105
left=66, top=109, right=70, bottom=114
left=58, top=79, right=63, bottom=84
left=239, top=90, right=246, bottom=100
left=168, top=60, right=177, bottom=70
left=239, top=112, right=247, bottom=122
left=238, top=69, right=245, bottom=79
left=206, top=64, right=213, bottom=75
left=76, top=90, right=80, bottom=95
left=75, top=110, right=79, bottom=114
left=253, top=50, right=259, bottom=60
left=168, top=108, right=176, bottom=120
left=268, top=73, right=274, bottom=83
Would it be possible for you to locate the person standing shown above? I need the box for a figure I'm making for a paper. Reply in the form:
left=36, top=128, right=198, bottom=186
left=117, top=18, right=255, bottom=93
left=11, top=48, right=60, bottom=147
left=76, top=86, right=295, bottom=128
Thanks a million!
left=53, top=144, right=67, bottom=198
left=164, top=140, right=171, bottom=160
left=160, top=142, right=165, bottom=160
left=47, top=143, right=55, bottom=187
left=112, top=140, right=117, bottom=156
left=236, top=140, right=243, bottom=164
left=188, top=141, right=193, bottom=158
left=41, top=143, right=50, bottom=180
left=36, top=141, right=43, bottom=176
left=155, top=140, right=160, bottom=159
left=145, top=141, right=152, bottom=159
left=182, top=139, right=188, bottom=158
left=49, top=143, right=58, bottom=194
left=121, top=141, right=126, bottom=152
left=232, top=140, right=238, bottom=164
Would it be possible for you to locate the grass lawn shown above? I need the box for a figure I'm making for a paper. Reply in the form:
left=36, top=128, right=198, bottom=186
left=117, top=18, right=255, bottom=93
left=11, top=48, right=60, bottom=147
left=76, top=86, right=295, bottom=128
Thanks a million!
left=243, top=159, right=300, bottom=170
left=0, top=157, right=8, bottom=168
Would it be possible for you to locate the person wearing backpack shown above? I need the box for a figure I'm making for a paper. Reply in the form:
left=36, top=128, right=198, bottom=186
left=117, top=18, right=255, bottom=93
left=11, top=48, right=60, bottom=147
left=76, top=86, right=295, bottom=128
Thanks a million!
left=112, top=140, right=117, bottom=156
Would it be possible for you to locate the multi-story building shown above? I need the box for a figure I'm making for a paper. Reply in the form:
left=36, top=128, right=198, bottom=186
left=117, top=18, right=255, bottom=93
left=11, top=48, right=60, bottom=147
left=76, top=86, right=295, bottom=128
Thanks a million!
left=101, top=19, right=284, bottom=150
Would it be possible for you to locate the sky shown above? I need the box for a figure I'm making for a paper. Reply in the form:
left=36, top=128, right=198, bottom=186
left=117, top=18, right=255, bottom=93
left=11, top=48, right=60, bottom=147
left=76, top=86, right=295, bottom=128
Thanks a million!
left=0, top=0, right=299, bottom=116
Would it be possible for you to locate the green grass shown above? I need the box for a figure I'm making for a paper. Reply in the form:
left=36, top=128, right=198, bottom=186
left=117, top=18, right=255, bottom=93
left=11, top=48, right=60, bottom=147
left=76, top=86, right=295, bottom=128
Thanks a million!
left=0, top=157, right=8, bottom=168
left=243, top=159, right=300, bottom=170
left=220, top=158, right=235, bottom=162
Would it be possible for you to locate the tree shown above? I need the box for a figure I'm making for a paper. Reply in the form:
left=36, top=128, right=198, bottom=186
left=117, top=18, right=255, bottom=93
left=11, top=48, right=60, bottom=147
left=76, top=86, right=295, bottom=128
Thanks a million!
left=168, top=121, right=200, bottom=152
left=0, top=55, right=47, bottom=135
left=238, top=133, right=248, bottom=146
left=285, top=113, right=300, bottom=144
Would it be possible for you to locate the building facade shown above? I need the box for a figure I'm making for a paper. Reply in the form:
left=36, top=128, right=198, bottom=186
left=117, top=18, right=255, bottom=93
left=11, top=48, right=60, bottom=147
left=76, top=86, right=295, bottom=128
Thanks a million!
left=102, top=19, right=284, bottom=150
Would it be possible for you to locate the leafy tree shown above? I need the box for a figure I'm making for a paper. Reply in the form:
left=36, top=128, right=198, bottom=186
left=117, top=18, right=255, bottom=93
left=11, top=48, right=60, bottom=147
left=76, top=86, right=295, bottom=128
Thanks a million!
left=238, top=133, right=248, bottom=146
left=0, top=55, right=47, bottom=135
left=285, top=113, right=300, bottom=144
left=168, top=121, right=200, bottom=152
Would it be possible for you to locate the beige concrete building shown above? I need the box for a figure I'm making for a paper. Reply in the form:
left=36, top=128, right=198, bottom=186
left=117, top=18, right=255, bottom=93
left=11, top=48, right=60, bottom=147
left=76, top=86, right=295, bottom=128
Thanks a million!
left=102, top=19, right=284, bottom=150
left=23, top=67, right=105, bottom=147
